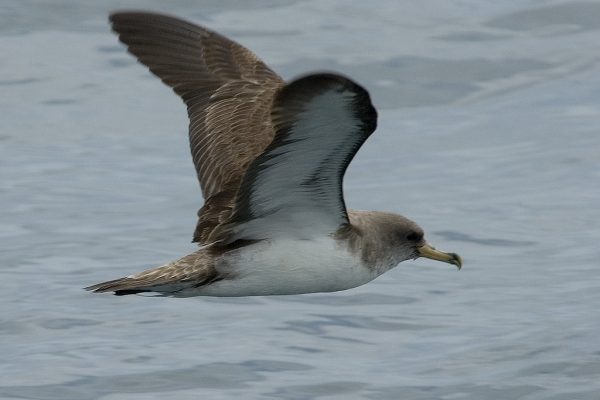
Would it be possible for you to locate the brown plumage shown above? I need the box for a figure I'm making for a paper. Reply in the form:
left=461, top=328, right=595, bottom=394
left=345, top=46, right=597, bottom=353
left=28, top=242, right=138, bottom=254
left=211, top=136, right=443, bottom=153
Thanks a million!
left=110, top=12, right=285, bottom=243
left=86, top=250, right=220, bottom=295
left=86, top=12, right=462, bottom=297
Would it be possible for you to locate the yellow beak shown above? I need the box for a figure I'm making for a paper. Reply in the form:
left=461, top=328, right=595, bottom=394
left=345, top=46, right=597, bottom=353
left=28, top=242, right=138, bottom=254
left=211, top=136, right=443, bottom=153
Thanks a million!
left=417, top=243, right=462, bottom=270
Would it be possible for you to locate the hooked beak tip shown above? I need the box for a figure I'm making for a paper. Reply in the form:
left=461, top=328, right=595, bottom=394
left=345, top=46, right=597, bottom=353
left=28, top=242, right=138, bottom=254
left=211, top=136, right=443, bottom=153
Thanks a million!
left=417, top=243, right=463, bottom=270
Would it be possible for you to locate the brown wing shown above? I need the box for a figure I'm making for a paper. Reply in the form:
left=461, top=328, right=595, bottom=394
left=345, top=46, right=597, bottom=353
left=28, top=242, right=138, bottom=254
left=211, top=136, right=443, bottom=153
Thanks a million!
left=207, top=74, right=378, bottom=245
left=110, top=12, right=284, bottom=243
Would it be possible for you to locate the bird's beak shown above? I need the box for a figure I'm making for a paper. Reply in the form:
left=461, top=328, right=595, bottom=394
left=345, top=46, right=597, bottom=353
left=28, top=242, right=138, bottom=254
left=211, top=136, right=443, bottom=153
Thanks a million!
left=417, top=243, right=462, bottom=270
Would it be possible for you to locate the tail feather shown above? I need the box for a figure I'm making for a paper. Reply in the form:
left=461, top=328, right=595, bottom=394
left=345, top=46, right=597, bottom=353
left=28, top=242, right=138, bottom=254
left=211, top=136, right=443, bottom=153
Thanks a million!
left=84, top=277, right=152, bottom=295
left=84, top=249, right=219, bottom=296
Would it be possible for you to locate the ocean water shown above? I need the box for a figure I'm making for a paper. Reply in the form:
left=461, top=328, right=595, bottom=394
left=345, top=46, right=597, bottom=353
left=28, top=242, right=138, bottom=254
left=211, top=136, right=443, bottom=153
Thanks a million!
left=1, top=1, right=599, bottom=399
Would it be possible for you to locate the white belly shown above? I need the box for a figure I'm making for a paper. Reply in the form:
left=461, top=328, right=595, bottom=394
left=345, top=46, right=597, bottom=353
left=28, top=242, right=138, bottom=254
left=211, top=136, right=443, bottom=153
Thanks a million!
left=184, top=237, right=378, bottom=297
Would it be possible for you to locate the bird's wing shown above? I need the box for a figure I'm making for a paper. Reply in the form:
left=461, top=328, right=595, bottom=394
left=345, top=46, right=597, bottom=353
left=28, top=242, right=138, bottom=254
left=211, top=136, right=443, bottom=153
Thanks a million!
left=110, top=12, right=284, bottom=243
left=208, top=73, right=378, bottom=244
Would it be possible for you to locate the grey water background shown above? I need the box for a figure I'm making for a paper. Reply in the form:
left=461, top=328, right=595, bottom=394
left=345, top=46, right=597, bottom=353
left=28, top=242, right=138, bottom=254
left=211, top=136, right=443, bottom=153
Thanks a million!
left=1, top=0, right=599, bottom=398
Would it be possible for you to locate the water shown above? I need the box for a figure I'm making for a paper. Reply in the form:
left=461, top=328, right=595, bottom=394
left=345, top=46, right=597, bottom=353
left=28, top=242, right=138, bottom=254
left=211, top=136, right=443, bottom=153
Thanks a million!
left=1, top=1, right=599, bottom=399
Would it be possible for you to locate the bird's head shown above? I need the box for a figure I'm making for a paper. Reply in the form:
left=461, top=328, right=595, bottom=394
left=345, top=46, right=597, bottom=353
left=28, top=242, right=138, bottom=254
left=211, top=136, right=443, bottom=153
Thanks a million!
left=386, top=214, right=462, bottom=270
left=345, top=211, right=462, bottom=272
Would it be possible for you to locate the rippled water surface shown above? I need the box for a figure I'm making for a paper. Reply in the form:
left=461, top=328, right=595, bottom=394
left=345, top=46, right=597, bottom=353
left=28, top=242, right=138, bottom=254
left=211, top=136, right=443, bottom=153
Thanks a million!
left=2, top=1, right=600, bottom=399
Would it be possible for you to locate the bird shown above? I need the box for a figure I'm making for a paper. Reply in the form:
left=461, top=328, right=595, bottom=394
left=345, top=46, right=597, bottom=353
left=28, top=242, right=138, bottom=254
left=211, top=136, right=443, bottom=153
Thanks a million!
left=85, top=11, right=462, bottom=297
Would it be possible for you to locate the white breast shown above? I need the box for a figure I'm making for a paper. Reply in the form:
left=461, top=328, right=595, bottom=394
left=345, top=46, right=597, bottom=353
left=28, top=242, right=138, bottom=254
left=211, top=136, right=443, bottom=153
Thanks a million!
left=189, top=237, right=378, bottom=297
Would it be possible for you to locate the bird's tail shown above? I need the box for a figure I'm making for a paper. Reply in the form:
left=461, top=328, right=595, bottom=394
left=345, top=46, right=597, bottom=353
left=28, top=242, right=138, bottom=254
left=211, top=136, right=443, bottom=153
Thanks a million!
left=84, top=277, right=153, bottom=296
left=84, top=250, right=218, bottom=296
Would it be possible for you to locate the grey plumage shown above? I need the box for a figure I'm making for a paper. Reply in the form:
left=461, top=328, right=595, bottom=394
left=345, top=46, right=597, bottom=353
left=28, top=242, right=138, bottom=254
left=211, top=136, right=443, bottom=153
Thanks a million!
left=86, top=12, right=461, bottom=297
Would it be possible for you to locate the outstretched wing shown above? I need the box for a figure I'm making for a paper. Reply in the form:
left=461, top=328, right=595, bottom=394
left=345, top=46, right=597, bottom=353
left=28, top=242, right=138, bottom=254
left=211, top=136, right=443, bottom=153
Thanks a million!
left=208, top=73, right=378, bottom=244
left=109, top=12, right=284, bottom=243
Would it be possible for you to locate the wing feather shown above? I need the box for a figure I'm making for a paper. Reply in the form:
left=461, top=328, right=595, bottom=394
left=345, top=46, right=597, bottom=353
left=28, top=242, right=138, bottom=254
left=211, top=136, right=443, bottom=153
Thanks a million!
left=109, top=12, right=284, bottom=243
left=208, top=73, right=377, bottom=244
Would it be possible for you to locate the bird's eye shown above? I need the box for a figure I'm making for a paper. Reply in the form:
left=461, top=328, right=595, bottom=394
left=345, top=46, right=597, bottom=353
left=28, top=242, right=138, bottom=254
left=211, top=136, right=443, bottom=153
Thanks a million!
left=406, top=231, right=423, bottom=242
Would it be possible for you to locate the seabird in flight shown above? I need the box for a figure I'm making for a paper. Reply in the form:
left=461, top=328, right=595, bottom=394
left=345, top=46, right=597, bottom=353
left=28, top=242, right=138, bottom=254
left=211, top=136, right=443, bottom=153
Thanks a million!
left=86, top=12, right=462, bottom=297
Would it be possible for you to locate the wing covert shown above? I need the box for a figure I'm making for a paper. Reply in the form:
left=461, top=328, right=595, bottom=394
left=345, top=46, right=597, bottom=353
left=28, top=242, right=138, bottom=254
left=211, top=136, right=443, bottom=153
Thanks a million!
left=109, top=12, right=285, bottom=243
left=208, top=73, right=377, bottom=244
